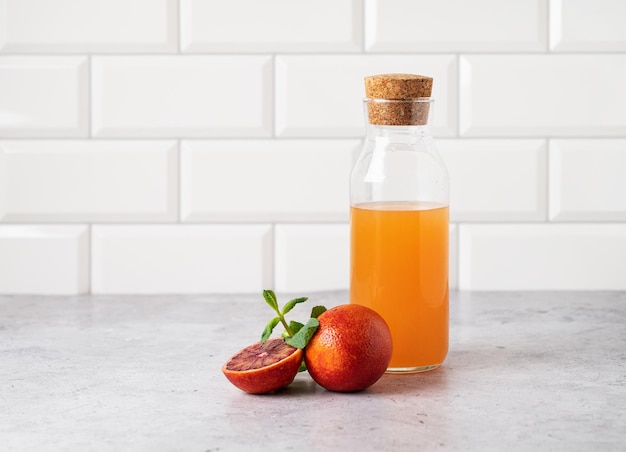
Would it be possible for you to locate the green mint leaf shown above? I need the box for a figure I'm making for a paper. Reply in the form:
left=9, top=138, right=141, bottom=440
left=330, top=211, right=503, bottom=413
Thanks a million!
left=288, top=320, right=304, bottom=335
left=298, top=360, right=307, bottom=372
left=261, top=317, right=280, bottom=343
left=284, top=318, right=319, bottom=349
left=310, top=305, right=327, bottom=319
left=281, top=297, right=308, bottom=316
left=262, top=289, right=279, bottom=311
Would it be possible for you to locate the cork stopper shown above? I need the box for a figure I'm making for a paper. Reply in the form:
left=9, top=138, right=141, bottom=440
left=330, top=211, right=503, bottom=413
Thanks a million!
left=364, top=73, right=433, bottom=126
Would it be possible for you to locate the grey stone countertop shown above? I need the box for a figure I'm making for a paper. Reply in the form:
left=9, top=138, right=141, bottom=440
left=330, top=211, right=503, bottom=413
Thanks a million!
left=1, top=291, right=625, bottom=451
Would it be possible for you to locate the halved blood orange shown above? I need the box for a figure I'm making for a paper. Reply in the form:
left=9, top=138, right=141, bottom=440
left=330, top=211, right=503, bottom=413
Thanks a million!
left=222, top=337, right=303, bottom=394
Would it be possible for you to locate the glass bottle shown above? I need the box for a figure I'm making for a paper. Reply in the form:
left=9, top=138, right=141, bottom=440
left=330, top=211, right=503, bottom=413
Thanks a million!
left=350, top=74, right=449, bottom=373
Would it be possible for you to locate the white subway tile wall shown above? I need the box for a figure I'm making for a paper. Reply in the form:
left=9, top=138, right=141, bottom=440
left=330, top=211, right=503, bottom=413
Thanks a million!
left=549, top=0, right=626, bottom=51
left=459, top=54, right=626, bottom=137
left=0, top=225, right=89, bottom=294
left=549, top=139, right=626, bottom=221
left=274, top=224, right=350, bottom=293
left=459, top=224, right=626, bottom=290
left=0, top=56, right=88, bottom=137
left=91, top=225, right=272, bottom=293
left=438, top=139, right=547, bottom=222
left=92, top=56, right=273, bottom=137
left=365, top=0, right=548, bottom=52
left=180, top=0, right=363, bottom=53
left=180, top=140, right=358, bottom=222
left=0, top=1, right=624, bottom=293
left=0, top=140, right=178, bottom=222
left=0, top=0, right=177, bottom=53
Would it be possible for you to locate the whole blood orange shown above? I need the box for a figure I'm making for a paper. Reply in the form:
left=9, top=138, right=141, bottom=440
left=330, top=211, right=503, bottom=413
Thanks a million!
left=222, top=337, right=303, bottom=394
left=304, top=304, right=392, bottom=392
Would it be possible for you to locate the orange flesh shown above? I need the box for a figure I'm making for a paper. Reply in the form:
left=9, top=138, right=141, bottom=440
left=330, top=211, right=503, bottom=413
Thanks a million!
left=350, top=201, right=449, bottom=369
left=224, top=338, right=298, bottom=372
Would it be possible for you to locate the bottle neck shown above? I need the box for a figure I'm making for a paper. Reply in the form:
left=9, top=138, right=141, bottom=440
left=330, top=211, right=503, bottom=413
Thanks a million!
left=365, top=123, right=432, bottom=144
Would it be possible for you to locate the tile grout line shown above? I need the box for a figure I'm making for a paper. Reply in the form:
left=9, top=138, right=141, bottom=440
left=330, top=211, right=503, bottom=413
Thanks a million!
left=177, top=139, right=182, bottom=223
left=176, top=0, right=182, bottom=54
left=545, top=0, right=551, bottom=222
left=87, top=55, right=92, bottom=139
left=455, top=223, right=461, bottom=291
left=546, top=0, right=552, bottom=53
left=271, top=54, right=276, bottom=138
left=88, top=223, right=93, bottom=295
left=271, top=223, right=276, bottom=290
left=8, top=50, right=624, bottom=55
left=361, top=0, right=366, bottom=53
left=2, top=135, right=626, bottom=141
left=87, top=54, right=92, bottom=294
left=545, top=137, right=550, bottom=223
left=2, top=51, right=621, bottom=56
left=456, top=53, right=462, bottom=138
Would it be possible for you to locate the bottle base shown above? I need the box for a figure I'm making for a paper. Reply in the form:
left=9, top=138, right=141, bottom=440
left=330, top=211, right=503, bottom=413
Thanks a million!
left=386, top=364, right=440, bottom=374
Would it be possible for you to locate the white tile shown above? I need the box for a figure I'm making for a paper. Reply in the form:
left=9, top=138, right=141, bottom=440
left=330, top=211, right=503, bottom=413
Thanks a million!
left=459, top=224, right=626, bottom=290
left=550, top=0, right=626, bottom=51
left=181, top=0, right=362, bottom=52
left=438, top=139, right=547, bottom=221
left=275, top=55, right=457, bottom=138
left=181, top=139, right=357, bottom=222
left=0, top=225, right=88, bottom=294
left=92, top=56, right=272, bottom=138
left=460, top=55, right=626, bottom=137
left=366, top=0, right=547, bottom=52
left=92, top=225, right=272, bottom=294
left=275, top=224, right=349, bottom=292
left=449, top=224, right=458, bottom=290
left=0, top=141, right=177, bottom=222
left=550, top=139, right=626, bottom=221
left=0, top=0, right=177, bottom=53
left=0, top=56, right=88, bottom=137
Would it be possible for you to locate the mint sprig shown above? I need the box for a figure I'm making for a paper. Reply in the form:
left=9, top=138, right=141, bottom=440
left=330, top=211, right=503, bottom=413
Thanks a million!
left=260, top=289, right=326, bottom=351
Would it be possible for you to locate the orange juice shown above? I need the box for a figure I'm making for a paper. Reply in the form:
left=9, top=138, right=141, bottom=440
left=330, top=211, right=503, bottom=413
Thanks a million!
left=350, top=201, right=448, bottom=372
